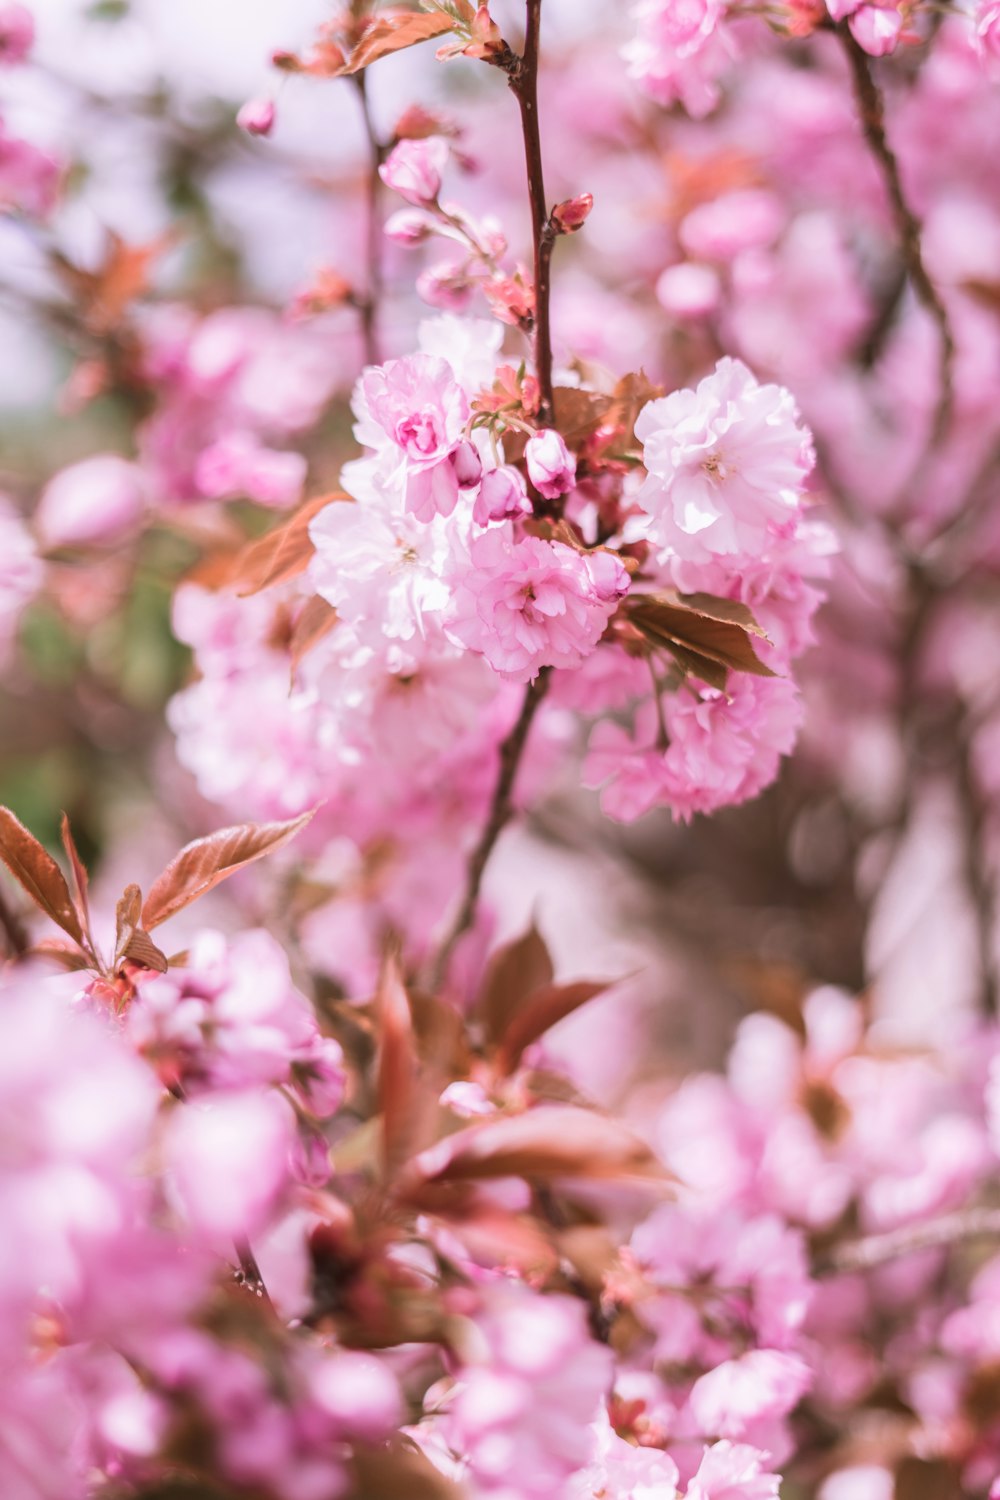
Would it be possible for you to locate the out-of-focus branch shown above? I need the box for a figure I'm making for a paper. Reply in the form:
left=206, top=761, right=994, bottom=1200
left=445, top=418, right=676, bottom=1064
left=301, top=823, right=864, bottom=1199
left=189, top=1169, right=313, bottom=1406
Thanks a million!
left=0, top=883, right=28, bottom=959
left=838, top=24, right=954, bottom=447
left=427, top=669, right=551, bottom=992
left=353, top=71, right=385, bottom=367
left=817, top=1206, right=1000, bottom=1276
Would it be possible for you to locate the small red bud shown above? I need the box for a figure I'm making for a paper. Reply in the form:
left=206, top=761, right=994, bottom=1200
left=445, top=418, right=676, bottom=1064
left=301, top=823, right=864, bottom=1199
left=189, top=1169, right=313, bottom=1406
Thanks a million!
left=551, top=192, right=594, bottom=235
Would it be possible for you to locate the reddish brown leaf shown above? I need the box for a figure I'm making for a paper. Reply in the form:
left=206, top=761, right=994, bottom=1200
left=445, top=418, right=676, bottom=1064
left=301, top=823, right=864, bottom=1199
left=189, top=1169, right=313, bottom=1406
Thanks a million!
left=0, top=806, right=86, bottom=946
left=495, top=979, right=611, bottom=1074
left=290, top=596, right=338, bottom=673
left=115, top=883, right=142, bottom=948
left=231, top=494, right=345, bottom=596
left=29, top=937, right=91, bottom=971
left=341, top=10, right=463, bottom=75
left=407, top=1105, right=666, bottom=1185
left=52, top=230, right=175, bottom=335
left=628, top=591, right=775, bottom=683
left=552, top=386, right=613, bottom=449
left=350, top=1436, right=469, bottom=1500
left=476, top=924, right=554, bottom=1048
left=121, top=928, right=169, bottom=974
left=607, top=370, right=664, bottom=443
left=377, top=950, right=419, bottom=1180
left=141, top=810, right=315, bottom=930
left=60, top=812, right=91, bottom=930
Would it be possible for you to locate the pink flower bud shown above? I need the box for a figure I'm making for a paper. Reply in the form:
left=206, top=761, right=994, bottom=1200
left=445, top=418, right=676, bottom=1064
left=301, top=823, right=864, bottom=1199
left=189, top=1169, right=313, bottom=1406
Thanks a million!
left=525, top=428, right=576, bottom=500
left=473, top=465, right=531, bottom=525
left=552, top=192, right=594, bottom=234
left=236, top=97, right=276, bottom=137
left=417, top=262, right=474, bottom=311
left=308, top=1352, right=402, bottom=1441
left=451, top=440, right=483, bottom=489
left=0, top=3, right=33, bottom=65
left=384, top=208, right=437, bottom=246
left=847, top=3, right=903, bottom=55
left=36, top=454, right=145, bottom=548
left=378, top=137, right=449, bottom=208
left=656, top=262, right=721, bottom=319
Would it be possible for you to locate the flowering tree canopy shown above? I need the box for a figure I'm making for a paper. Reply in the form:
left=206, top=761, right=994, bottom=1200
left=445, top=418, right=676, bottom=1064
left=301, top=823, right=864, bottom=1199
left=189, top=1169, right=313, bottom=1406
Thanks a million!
left=2, top=0, right=1000, bottom=1495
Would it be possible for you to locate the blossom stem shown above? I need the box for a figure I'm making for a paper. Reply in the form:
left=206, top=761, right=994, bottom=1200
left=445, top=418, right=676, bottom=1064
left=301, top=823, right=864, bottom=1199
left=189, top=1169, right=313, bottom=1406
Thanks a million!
left=428, top=668, right=552, bottom=992
left=816, top=1206, right=1000, bottom=1276
left=509, top=0, right=556, bottom=424
left=353, top=72, right=385, bottom=367
left=0, top=883, right=28, bottom=958
left=837, top=24, right=954, bottom=447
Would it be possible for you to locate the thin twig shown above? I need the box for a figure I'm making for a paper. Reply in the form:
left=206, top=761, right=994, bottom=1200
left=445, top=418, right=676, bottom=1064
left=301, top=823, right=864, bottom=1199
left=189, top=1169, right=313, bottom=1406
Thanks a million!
left=353, top=72, right=384, bottom=367
left=816, top=1206, right=1000, bottom=1276
left=838, top=24, right=955, bottom=447
left=506, top=0, right=555, bottom=423
left=428, top=669, right=552, bottom=992
left=0, top=883, right=28, bottom=958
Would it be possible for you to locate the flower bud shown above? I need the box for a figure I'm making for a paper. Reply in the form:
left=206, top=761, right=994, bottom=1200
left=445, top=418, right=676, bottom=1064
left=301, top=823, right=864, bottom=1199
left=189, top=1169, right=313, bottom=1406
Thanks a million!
left=655, top=262, right=720, bottom=320
left=552, top=192, right=594, bottom=235
left=378, top=137, right=449, bottom=208
left=473, top=465, right=531, bottom=525
left=525, top=428, right=576, bottom=500
left=236, top=97, right=276, bottom=137
left=384, top=208, right=437, bottom=246
left=0, top=3, right=34, bottom=65
left=451, top=440, right=483, bottom=490
left=36, top=455, right=145, bottom=548
left=847, top=2, right=903, bottom=54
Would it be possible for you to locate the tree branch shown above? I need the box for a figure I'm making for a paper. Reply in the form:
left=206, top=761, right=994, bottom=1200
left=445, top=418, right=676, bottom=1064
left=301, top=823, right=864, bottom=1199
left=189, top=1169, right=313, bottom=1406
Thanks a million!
left=428, top=669, right=552, bottom=992
left=508, top=0, right=555, bottom=424
left=0, top=882, right=28, bottom=959
left=816, top=1206, right=1000, bottom=1276
left=838, top=24, right=955, bottom=447
left=353, top=71, right=385, bottom=367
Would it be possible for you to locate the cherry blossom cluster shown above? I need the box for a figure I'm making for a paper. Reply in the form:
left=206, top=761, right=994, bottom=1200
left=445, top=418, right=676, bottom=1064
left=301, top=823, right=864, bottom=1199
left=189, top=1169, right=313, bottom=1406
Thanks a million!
left=2, top=0, right=1000, bottom=1497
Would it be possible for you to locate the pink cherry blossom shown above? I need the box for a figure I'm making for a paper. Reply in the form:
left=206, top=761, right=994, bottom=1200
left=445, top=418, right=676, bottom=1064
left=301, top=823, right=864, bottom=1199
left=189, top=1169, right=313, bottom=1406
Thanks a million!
left=445, top=527, right=629, bottom=681
left=624, top=0, right=734, bottom=118
left=379, top=137, right=449, bottom=207
left=634, top=358, right=815, bottom=564
left=0, top=3, right=33, bottom=65
left=525, top=427, right=577, bottom=500
left=361, top=353, right=470, bottom=521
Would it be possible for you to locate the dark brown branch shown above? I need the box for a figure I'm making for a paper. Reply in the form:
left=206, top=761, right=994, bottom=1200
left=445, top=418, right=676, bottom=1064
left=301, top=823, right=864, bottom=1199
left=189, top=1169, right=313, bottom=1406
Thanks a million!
left=508, top=0, right=555, bottom=424
left=428, top=668, right=552, bottom=992
left=955, top=722, right=998, bottom=1017
left=353, top=72, right=384, bottom=367
left=816, top=1206, right=1000, bottom=1276
left=0, top=882, right=28, bottom=959
left=838, top=24, right=955, bottom=446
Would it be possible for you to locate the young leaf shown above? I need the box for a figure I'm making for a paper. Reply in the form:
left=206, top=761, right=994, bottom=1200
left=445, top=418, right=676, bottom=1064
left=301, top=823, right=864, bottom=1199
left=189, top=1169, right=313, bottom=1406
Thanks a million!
left=350, top=1436, right=470, bottom=1500
left=0, top=806, right=86, bottom=946
left=340, top=11, right=462, bottom=76
left=289, top=596, right=338, bottom=674
left=551, top=386, right=613, bottom=449
left=60, top=812, right=91, bottom=930
left=628, top=592, right=776, bottom=682
left=231, top=494, right=344, bottom=596
left=494, top=979, right=611, bottom=1074
left=29, top=937, right=92, bottom=971
left=406, top=1104, right=666, bottom=1185
left=377, top=950, right=420, bottom=1180
left=121, top=928, right=169, bottom=974
left=141, top=810, right=315, bottom=930
left=476, top=924, right=554, bottom=1048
